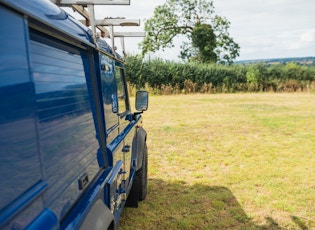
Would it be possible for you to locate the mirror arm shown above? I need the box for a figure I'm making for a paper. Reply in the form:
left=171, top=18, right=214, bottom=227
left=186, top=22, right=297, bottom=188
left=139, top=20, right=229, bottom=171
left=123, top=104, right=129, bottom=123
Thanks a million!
left=125, top=111, right=143, bottom=122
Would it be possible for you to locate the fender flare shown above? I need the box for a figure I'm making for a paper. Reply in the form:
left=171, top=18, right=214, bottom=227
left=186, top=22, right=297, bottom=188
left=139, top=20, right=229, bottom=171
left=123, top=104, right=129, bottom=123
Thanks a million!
left=133, top=127, right=147, bottom=171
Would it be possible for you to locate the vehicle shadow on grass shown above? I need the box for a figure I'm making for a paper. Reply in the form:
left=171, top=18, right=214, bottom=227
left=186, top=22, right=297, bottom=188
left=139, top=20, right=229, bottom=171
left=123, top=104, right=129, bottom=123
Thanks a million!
left=120, top=179, right=297, bottom=230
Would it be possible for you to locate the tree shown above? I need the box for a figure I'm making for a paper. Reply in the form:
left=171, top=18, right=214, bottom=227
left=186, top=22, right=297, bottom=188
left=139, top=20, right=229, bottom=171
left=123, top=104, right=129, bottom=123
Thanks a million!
left=141, top=0, right=240, bottom=64
left=191, top=23, right=217, bottom=63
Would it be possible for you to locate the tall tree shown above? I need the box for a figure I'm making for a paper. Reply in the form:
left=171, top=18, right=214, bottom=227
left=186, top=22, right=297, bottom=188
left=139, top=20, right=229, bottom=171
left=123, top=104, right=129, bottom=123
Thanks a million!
left=191, top=23, right=217, bottom=63
left=141, top=0, right=240, bottom=64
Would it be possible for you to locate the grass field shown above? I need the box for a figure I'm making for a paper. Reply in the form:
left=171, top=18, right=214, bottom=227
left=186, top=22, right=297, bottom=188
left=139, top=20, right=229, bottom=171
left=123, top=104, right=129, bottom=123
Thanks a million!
left=120, top=93, right=315, bottom=229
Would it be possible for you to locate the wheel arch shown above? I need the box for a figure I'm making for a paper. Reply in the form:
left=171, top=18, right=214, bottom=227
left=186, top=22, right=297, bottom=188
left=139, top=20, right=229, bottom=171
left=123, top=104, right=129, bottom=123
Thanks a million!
left=133, top=127, right=147, bottom=171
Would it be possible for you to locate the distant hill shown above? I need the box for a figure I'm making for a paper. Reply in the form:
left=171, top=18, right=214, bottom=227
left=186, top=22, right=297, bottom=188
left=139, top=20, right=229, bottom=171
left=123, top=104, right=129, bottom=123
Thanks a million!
left=236, top=57, right=315, bottom=66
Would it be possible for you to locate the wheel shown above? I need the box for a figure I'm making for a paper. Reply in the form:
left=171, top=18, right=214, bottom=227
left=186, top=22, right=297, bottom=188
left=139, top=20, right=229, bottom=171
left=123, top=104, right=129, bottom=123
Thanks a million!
left=125, top=143, right=148, bottom=207
left=137, top=143, right=148, bottom=201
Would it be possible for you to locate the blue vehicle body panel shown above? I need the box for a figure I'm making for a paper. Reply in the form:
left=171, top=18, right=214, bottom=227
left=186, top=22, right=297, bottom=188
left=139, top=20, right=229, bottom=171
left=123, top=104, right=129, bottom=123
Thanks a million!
left=0, top=7, right=43, bottom=228
left=0, top=0, right=147, bottom=229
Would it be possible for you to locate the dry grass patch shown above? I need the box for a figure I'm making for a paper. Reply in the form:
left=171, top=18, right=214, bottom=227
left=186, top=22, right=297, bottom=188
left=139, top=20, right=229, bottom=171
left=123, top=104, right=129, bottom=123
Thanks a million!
left=121, top=93, right=315, bottom=229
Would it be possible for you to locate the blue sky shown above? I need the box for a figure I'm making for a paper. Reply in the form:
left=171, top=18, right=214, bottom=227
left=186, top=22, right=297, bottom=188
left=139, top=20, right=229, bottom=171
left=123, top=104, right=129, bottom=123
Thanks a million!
left=75, top=0, right=315, bottom=61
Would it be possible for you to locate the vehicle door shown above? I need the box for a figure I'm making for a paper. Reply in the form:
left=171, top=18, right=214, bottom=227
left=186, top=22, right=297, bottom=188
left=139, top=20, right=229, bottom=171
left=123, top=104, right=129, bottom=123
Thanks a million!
left=114, top=65, right=135, bottom=190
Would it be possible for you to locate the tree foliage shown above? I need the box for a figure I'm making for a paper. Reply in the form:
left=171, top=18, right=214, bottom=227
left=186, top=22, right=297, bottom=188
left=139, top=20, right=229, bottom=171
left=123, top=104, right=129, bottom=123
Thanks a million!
left=141, top=0, right=240, bottom=64
left=191, top=23, right=217, bottom=63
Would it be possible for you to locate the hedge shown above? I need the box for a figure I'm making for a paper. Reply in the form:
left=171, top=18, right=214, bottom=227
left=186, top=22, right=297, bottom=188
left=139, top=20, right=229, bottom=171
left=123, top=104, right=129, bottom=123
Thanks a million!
left=125, top=55, right=315, bottom=94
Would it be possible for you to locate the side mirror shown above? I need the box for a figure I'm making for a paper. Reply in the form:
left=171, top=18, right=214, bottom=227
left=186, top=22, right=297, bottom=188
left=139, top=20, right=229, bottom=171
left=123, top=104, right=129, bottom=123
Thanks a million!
left=135, top=90, right=148, bottom=112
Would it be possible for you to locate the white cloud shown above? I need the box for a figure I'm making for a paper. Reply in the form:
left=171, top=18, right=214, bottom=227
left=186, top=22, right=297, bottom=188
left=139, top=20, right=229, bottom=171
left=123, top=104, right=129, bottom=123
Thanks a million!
left=215, top=0, right=315, bottom=60
left=286, top=30, right=315, bottom=50
left=300, top=31, right=315, bottom=43
left=65, top=0, right=315, bottom=61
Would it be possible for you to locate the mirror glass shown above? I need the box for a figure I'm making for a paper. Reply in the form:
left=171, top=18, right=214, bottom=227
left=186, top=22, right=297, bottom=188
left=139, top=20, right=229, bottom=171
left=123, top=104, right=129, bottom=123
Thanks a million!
left=135, top=90, right=148, bottom=111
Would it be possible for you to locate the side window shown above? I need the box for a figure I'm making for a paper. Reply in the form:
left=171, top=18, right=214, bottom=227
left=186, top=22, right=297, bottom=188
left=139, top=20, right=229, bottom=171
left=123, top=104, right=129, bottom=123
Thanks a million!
left=100, top=53, right=118, bottom=130
left=30, top=30, right=101, bottom=217
left=115, top=67, right=127, bottom=114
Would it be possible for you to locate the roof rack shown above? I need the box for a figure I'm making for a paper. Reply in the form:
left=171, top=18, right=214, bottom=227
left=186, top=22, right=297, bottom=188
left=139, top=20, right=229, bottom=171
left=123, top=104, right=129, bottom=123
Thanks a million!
left=51, top=0, right=145, bottom=58
left=51, top=0, right=130, bottom=5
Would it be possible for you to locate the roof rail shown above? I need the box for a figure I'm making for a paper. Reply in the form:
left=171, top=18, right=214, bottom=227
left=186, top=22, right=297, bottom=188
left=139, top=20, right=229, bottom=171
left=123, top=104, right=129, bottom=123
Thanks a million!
left=50, top=0, right=145, bottom=58
left=51, top=0, right=130, bottom=5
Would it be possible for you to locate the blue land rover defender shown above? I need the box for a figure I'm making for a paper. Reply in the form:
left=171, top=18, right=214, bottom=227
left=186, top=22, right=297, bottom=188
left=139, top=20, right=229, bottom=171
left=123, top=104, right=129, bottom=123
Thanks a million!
left=0, top=0, right=148, bottom=229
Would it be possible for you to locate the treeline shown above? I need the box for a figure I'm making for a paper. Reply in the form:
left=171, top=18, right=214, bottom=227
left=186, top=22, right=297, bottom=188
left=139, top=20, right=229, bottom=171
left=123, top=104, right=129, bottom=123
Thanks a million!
left=237, top=56, right=315, bottom=66
left=125, top=55, right=315, bottom=94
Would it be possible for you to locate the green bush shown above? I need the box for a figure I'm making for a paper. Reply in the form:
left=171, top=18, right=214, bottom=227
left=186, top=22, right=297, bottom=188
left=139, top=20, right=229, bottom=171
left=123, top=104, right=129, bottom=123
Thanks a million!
left=125, top=56, right=315, bottom=94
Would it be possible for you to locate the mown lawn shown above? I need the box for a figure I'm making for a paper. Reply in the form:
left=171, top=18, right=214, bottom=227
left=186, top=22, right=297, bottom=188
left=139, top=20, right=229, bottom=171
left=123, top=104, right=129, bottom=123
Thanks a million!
left=120, top=93, right=315, bottom=229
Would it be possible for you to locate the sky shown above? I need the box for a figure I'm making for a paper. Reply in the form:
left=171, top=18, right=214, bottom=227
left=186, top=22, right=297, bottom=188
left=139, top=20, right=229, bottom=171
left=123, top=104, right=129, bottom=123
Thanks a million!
left=77, top=0, right=315, bottom=61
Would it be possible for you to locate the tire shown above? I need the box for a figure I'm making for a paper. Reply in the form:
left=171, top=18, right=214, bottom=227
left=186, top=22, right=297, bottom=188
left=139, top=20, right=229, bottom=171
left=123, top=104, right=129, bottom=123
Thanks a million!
left=125, top=143, right=148, bottom=207
left=137, top=143, right=148, bottom=201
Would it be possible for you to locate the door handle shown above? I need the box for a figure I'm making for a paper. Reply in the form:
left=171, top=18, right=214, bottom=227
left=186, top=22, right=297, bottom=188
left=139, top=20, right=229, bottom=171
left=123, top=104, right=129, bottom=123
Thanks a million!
left=122, top=145, right=130, bottom=153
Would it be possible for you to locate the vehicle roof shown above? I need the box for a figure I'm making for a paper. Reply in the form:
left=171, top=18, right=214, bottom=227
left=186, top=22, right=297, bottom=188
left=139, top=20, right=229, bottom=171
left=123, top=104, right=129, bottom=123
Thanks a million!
left=2, top=0, right=124, bottom=61
left=2, top=0, right=94, bottom=46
